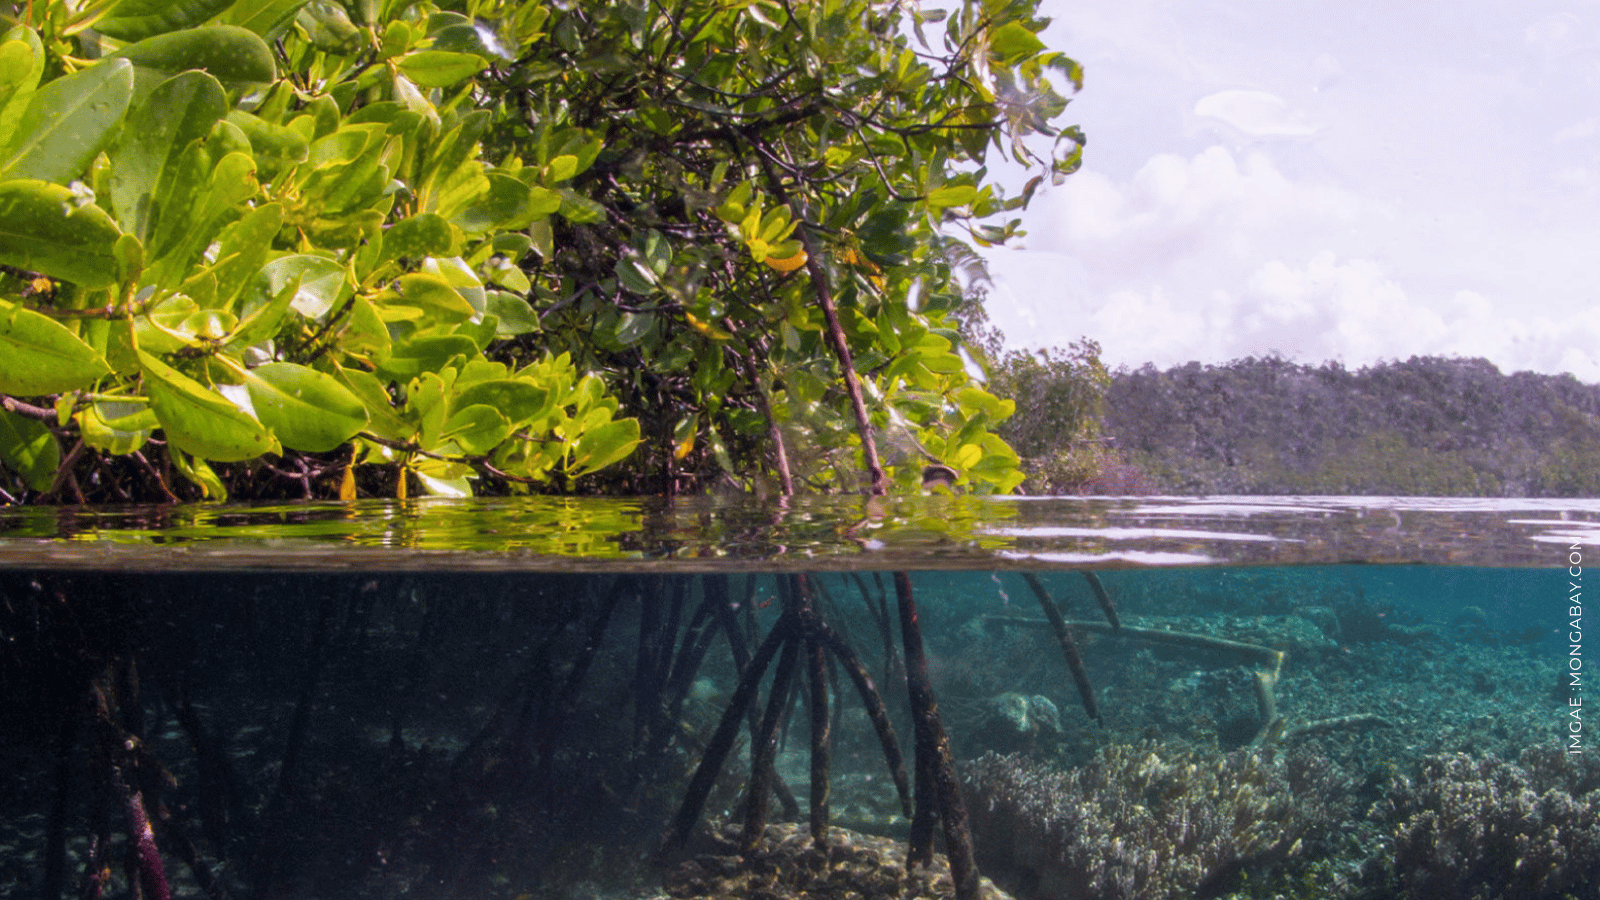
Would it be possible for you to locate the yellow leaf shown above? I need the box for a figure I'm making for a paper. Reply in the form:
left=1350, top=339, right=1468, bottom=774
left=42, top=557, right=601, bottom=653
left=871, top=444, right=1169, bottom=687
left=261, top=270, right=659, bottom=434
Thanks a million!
left=339, top=463, right=357, bottom=500
left=763, top=250, right=808, bottom=273
left=672, top=414, right=698, bottom=460
left=684, top=312, right=733, bottom=341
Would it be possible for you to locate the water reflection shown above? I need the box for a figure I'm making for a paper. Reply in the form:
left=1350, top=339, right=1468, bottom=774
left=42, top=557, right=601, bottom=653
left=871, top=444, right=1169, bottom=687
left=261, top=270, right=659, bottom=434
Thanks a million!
left=2, top=495, right=1600, bottom=571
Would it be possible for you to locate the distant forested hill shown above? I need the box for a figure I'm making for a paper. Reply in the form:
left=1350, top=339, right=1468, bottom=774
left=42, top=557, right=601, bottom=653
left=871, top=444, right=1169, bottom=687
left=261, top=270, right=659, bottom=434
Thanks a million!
left=1101, top=356, right=1600, bottom=496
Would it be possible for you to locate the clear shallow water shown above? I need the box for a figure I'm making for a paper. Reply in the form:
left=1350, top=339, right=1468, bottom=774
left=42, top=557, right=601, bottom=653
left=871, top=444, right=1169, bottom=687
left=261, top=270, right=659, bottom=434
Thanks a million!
left=0, top=497, right=1594, bottom=900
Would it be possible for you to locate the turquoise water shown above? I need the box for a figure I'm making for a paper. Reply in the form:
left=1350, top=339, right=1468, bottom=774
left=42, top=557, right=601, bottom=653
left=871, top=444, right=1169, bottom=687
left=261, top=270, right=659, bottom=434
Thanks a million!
left=0, top=498, right=1595, bottom=900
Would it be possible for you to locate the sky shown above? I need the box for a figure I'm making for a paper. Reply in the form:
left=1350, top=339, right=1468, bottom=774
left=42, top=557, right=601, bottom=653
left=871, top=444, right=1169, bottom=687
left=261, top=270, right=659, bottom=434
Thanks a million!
left=978, top=0, right=1600, bottom=381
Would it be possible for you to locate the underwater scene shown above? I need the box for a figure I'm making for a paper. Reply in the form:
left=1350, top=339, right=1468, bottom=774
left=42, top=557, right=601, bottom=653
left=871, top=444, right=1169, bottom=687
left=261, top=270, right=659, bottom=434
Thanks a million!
left=0, top=560, right=1593, bottom=900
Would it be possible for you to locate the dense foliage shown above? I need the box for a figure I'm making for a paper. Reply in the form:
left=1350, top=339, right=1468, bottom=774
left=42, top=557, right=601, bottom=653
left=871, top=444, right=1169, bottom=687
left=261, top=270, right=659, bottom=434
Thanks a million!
left=1105, top=355, right=1600, bottom=497
left=982, top=337, right=1151, bottom=494
left=0, top=0, right=1083, bottom=503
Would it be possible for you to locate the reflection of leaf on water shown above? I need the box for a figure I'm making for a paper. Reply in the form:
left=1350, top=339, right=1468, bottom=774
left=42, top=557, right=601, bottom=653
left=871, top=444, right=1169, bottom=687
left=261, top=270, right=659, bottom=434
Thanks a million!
left=1, top=497, right=1592, bottom=570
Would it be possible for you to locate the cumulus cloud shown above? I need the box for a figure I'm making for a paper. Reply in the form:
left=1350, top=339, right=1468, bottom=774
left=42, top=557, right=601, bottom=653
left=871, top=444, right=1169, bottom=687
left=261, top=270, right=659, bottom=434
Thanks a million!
left=1034, top=146, right=1362, bottom=276
left=1016, top=144, right=1368, bottom=315
left=1193, top=90, right=1321, bottom=137
left=983, top=141, right=1600, bottom=382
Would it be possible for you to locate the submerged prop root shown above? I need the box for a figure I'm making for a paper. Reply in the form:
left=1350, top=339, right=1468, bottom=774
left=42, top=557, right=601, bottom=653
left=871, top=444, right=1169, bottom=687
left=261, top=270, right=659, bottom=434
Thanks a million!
left=660, top=613, right=791, bottom=856
left=117, top=772, right=172, bottom=900
left=812, top=620, right=913, bottom=818
left=987, top=615, right=1286, bottom=671
left=1251, top=669, right=1284, bottom=747
left=895, top=572, right=981, bottom=900
left=1020, top=573, right=1101, bottom=723
left=1281, top=713, right=1394, bottom=742
left=1083, top=571, right=1120, bottom=630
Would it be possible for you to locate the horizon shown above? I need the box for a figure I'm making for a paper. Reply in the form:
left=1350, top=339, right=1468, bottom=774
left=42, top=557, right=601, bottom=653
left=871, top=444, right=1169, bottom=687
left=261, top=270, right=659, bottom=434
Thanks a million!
left=1092, top=350, right=1600, bottom=384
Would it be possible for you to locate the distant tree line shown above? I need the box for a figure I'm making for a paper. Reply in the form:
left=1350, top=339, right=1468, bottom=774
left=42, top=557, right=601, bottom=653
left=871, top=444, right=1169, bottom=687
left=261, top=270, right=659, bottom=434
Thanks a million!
left=1095, top=355, right=1600, bottom=496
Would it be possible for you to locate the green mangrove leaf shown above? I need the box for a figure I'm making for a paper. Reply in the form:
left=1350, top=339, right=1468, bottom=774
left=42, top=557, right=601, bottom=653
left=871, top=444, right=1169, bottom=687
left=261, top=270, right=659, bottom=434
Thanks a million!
left=0, top=59, right=134, bottom=184
left=216, top=0, right=310, bottom=37
left=341, top=296, right=392, bottom=361
left=417, top=110, right=489, bottom=197
left=132, top=293, right=203, bottom=355
left=570, top=418, right=640, bottom=476
left=988, top=21, right=1047, bottom=65
left=486, top=292, right=538, bottom=337
left=453, top=379, right=551, bottom=428
left=0, top=298, right=113, bottom=395
left=0, top=406, right=59, bottom=491
left=108, top=70, right=227, bottom=241
left=926, top=184, right=977, bottom=208
left=374, top=335, right=478, bottom=383
left=614, top=255, right=658, bottom=296
left=149, top=150, right=258, bottom=280
left=227, top=274, right=299, bottom=351
left=110, top=25, right=276, bottom=99
left=251, top=254, right=347, bottom=320
left=208, top=202, right=284, bottom=308
left=411, top=457, right=473, bottom=497
left=295, top=1, right=361, bottom=54
left=0, top=180, right=124, bottom=289
left=170, top=446, right=227, bottom=498
left=429, top=22, right=515, bottom=61
left=139, top=139, right=210, bottom=266
left=244, top=361, right=369, bottom=452
left=225, top=110, right=308, bottom=178
left=379, top=20, right=414, bottom=58
left=333, top=364, right=408, bottom=440
left=431, top=158, right=490, bottom=221
left=441, top=404, right=510, bottom=455
left=452, top=172, right=534, bottom=235
left=97, top=0, right=238, bottom=41
left=395, top=272, right=475, bottom=322
left=0, top=31, right=44, bottom=145
left=422, top=256, right=485, bottom=314
left=397, top=50, right=487, bottom=88
left=381, top=213, right=455, bottom=264
left=557, top=188, right=605, bottom=223
left=139, top=350, right=280, bottom=461
left=613, top=310, right=656, bottom=346
left=344, top=0, right=379, bottom=26
left=406, top=370, right=449, bottom=448
left=78, top=398, right=157, bottom=455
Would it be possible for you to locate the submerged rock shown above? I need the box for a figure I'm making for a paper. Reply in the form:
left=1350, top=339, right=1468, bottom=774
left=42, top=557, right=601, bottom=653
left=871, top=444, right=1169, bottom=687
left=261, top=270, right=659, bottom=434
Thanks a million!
left=978, top=693, right=1062, bottom=754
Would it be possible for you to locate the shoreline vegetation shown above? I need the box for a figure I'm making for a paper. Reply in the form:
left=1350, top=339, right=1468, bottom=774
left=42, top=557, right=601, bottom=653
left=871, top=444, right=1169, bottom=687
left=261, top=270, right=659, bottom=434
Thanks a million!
left=1093, top=354, right=1600, bottom=498
left=990, top=343, right=1600, bottom=499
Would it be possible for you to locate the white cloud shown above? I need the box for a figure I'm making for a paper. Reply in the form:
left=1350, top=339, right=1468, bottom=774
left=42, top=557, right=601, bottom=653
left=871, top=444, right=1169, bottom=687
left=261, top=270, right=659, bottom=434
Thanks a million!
left=1194, top=90, right=1321, bottom=137
left=1030, top=145, right=1364, bottom=290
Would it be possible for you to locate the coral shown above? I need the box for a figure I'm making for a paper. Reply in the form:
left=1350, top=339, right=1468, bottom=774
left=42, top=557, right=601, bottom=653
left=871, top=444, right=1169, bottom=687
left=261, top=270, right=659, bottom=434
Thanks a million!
left=961, top=743, right=1348, bottom=900
left=1383, top=746, right=1600, bottom=900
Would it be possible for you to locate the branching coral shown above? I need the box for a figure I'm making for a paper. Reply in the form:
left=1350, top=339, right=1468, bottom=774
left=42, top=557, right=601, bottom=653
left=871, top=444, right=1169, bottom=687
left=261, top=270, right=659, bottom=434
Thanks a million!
left=961, top=743, right=1348, bottom=900
left=1385, top=746, right=1600, bottom=900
